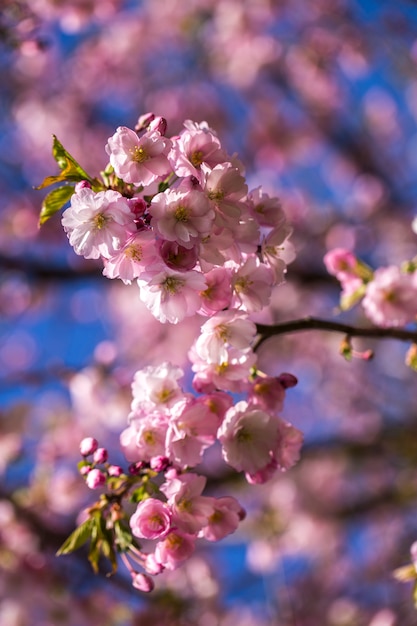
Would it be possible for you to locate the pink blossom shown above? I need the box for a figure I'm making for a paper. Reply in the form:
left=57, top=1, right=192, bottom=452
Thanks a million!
left=204, top=163, right=248, bottom=228
left=105, top=126, right=172, bottom=186
left=154, top=530, right=196, bottom=571
left=161, top=473, right=212, bottom=534
left=131, top=412, right=168, bottom=462
left=158, top=240, right=198, bottom=272
left=165, top=397, right=218, bottom=467
left=231, top=255, right=274, bottom=312
left=62, top=187, right=135, bottom=259
left=137, top=267, right=207, bottom=324
left=362, top=266, right=417, bottom=327
left=247, top=187, right=286, bottom=227
left=130, top=498, right=172, bottom=540
left=150, top=188, right=214, bottom=248
left=248, top=376, right=287, bottom=412
left=119, top=424, right=142, bottom=462
left=217, top=401, right=280, bottom=476
left=274, top=418, right=303, bottom=471
left=261, top=223, right=295, bottom=283
left=198, top=267, right=233, bottom=315
left=102, top=230, right=158, bottom=284
left=169, top=120, right=227, bottom=183
left=201, top=496, right=245, bottom=542
left=190, top=347, right=256, bottom=394
left=130, top=362, right=184, bottom=414
left=323, top=248, right=358, bottom=280
left=194, top=309, right=257, bottom=364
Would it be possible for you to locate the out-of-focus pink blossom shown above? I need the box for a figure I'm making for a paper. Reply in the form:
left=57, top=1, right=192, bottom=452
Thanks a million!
left=201, top=496, right=245, bottom=542
left=130, top=498, right=172, bottom=540
left=217, top=401, right=280, bottom=477
left=362, top=265, right=417, bottom=327
left=154, top=530, right=196, bottom=570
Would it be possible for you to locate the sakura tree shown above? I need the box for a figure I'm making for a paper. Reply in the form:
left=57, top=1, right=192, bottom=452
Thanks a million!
left=3, top=1, right=417, bottom=625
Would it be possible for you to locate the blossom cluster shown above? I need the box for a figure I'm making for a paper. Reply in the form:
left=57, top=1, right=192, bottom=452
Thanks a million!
left=61, top=114, right=294, bottom=325
left=53, top=114, right=302, bottom=591
left=324, top=248, right=417, bottom=328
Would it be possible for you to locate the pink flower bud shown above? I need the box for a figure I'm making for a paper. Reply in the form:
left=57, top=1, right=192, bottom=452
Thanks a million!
left=79, top=465, right=91, bottom=476
left=144, top=553, right=165, bottom=575
left=150, top=456, right=170, bottom=472
left=93, top=447, right=108, bottom=464
left=79, top=437, right=98, bottom=456
left=277, top=373, right=298, bottom=389
left=85, top=468, right=106, bottom=489
left=127, top=197, right=147, bottom=218
left=135, top=112, right=155, bottom=132
left=108, top=464, right=123, bottom=477
left=75, top=180, right=92, bottom=192
left=132, top=572, right=154, bottom=592
left=149, top=116, right=167, bottom=136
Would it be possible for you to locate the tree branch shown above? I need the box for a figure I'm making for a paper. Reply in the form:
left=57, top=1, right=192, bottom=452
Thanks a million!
left=255, top=316, right=417, bottom=348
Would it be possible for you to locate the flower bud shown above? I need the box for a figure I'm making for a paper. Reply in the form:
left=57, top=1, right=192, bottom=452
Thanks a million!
left=149, top=116, right=167, bottom=136
left=277, top=373, right=298, bottom=389
left=150, top=455, right=170, bottom=472
left=108, top=464, right=123, bottom=477
left=75, top=180, right=92, bottom=192
left=132, top=572, right=154, bottom=592
left=85, top=468, right=106, bottom=489
left=79, top=437, right=98, bottom=457
left=79, top=465, right=91, bottom=476
left=93, top=447, right=108, bottom=464
left=135, top=112, right=155, bottom=132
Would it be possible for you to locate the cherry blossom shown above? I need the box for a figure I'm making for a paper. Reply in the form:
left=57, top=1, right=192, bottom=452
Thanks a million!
left=105, top=126, right=172, bottom=186
left=61, top=187, right=135, bottom=259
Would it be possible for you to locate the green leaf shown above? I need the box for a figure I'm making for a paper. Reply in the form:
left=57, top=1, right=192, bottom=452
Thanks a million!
left=36, top=136, right=103, bottom=191
left=38, top=185, right=75, bottom=225
left=114, top=520, right=133, bottom=552
left=52, top=135, right=91, bottom=178
left=56, top=518, right=94, bottom=556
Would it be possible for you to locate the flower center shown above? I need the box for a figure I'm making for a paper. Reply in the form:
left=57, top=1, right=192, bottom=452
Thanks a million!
left=161, top=276, right=184, bottom=295
left=208, top=189, right=225, bottom=202
left=234, top=276, right=253, bottom=293
left=143, top=430, right=156, bottom=445
left=237, top=427, right=252, bottom=443
left=174, top=204, right=189, bottom=222
left=93, top=213, right=108, bottom=230
left=216, top=324, right=230, bottom=342
left=131, top=145, right=148, bottom=163
left=190, top=150, right=204, bottom=167
left=124, top=244, right=143, bottom=261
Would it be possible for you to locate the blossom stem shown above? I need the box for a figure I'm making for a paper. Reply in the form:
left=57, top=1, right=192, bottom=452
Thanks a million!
left=255, top=316, right=417, bottom=348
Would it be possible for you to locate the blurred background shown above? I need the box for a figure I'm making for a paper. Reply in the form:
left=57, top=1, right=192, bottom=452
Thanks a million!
left=2, top=0, right=417, bottom=624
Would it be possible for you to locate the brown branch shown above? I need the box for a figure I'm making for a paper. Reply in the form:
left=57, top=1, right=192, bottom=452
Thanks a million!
left=255, top=316, right=417, bottom=348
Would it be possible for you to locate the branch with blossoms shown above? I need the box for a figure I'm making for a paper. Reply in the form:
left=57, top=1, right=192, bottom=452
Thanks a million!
left=38, top=113, right=417, bottom=597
